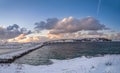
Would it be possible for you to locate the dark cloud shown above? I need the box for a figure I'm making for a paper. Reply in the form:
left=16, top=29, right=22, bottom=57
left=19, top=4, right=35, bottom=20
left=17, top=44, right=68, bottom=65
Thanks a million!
left=7, top=24, right=19, bottom=30
left=34, top=18, right=59, bottom=31
left=34, top=16, right=109, bottom=34
left=0, top=24, right=31, bottom=39
left=20, top=28, right=32, bottom=34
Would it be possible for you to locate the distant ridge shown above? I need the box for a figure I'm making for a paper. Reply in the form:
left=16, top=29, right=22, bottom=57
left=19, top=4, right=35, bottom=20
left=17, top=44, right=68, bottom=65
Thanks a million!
left=44, top=38, right=112, bottom=45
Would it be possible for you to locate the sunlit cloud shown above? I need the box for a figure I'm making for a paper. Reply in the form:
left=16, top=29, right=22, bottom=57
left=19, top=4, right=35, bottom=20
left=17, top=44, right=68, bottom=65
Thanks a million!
left=33, top=16, right=110, bottom=40
left=34, top=16, right=108, bottom=35
left=7, top=33, right=50, bottom=43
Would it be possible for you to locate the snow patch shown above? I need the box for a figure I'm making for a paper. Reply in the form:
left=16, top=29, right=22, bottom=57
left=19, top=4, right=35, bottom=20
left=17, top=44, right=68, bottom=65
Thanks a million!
left=0, top=55, right=120, bottom=73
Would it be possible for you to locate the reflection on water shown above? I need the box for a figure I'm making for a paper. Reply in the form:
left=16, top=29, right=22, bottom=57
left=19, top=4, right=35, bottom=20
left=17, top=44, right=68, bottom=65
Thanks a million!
left=14, top=42, right=120, bottom=65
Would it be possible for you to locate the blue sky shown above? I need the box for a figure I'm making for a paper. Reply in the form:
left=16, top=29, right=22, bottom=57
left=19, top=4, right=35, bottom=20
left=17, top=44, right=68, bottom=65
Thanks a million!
left=0, top=0, right=120, bottom=31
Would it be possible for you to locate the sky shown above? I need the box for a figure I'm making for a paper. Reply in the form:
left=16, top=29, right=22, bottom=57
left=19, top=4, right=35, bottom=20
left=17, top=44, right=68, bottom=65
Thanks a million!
left=0, top=0, right=120, bottom=42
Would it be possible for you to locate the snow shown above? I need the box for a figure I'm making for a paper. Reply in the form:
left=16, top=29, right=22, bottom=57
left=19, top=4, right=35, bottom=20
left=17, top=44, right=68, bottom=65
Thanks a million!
left=0, top=43, right=43, bottom=60
left=0, top=55, right=120, bottom=73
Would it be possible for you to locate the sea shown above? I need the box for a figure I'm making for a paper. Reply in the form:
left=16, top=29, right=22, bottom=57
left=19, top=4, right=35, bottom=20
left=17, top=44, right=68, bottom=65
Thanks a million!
left=14, top=41, right=120, bottom=65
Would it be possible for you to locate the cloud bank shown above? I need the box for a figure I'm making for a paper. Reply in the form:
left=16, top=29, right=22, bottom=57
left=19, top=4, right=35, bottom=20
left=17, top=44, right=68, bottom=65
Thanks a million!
left=0, top=24, right=31, bottom=39
left=8, top=34, right=49, bottom=43
left=1, top=16, right=120, bottom=42
left=34, top=16, right=108, bottom=34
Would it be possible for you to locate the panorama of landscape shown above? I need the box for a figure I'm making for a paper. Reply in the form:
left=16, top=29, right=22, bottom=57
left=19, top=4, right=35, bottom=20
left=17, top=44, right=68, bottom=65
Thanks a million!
left=0, top=0, right=120, bottom=73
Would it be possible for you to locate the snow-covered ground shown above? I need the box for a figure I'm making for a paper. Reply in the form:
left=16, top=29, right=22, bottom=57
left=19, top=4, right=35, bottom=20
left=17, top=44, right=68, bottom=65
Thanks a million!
left=0, top=55, right=120, bottom=73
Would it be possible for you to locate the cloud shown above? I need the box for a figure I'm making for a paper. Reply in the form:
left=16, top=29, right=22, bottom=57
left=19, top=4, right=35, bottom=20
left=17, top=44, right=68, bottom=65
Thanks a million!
left=0, top=24, right=31, bottom=39
left=50, top=16, right=108, bottom=34
left=33, top=16, right=110, bottom=40
left=7, top=24, right=19, bottom=30
left=47, top=33, right=63, bottom=39
left=1, top=16, right=111, bottom=42
left=8, top=34, right=49, bottom=43
left=111, top=32, right=120, bottom=40
left=34, top=18, right=59, bottom=31
left=34, top=16, right=108, bottom=34
left=116, top=33, right=120, bottom=40
left=88, top=31, right=104, bottom=36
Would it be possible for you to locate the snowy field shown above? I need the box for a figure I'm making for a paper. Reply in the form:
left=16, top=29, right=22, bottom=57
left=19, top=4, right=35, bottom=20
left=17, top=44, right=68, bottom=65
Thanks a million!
left=0, top=55, right=120, bottom=73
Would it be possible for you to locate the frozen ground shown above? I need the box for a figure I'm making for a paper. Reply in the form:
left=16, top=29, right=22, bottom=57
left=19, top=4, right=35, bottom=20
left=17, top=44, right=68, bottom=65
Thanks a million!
left=0, top=55, right=120, bottom=73
left=0, top=43, right=43, bottom=60
left=0, top=43, right=37, bottom=54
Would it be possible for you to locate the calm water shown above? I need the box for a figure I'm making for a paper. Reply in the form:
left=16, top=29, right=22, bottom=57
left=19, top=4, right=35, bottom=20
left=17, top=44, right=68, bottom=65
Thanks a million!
left=14, top=42, right=120, bottom=65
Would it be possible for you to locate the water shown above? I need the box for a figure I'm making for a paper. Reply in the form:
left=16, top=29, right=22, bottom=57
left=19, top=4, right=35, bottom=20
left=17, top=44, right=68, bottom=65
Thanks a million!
left=14, top=42, right=120, bottom=65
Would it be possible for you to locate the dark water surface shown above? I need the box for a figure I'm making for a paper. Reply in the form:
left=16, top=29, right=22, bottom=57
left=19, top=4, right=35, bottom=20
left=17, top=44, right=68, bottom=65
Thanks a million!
left=14, top=42, right=120, bottom=65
